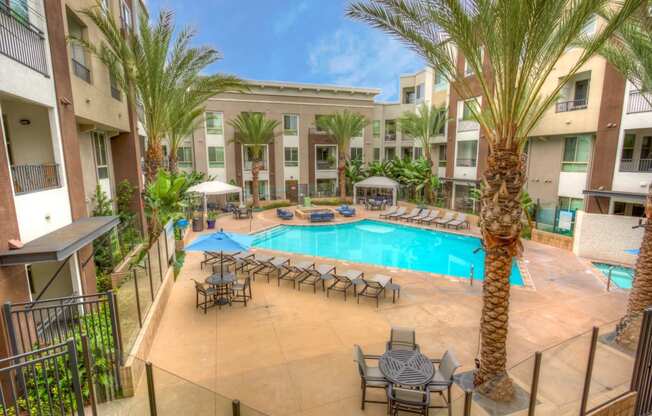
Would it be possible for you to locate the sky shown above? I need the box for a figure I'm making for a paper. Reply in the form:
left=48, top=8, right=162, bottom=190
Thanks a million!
left=146, top=0, right=425, bottom=101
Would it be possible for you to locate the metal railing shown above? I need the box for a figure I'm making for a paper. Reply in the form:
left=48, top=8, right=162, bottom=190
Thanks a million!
left=243, top=160, right=267, bottom=171
left=620, top=158, right=652, bottom=172
left=627, top=90, right=652, bottom=114
left=455, top=158, right=477, bottom=167
left=72, top=58, right=91, bottom=83
left=556, top=98, right=588, bottom=112
left=11, top=163, right=61, bottom=195
left=316, top=160, right=336, bottom=170
left=457, top=119, right=480, bottom=132
left=0, top=2, right=48, bottom=76
left=385, top=133, right=397, bottom=141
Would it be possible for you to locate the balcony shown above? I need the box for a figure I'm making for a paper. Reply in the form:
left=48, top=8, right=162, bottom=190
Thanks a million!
left=457, top=119, right=479, bottom=132
left=456, top=158, right=477, bottom=167
left=244, top=160, right=267, bottom=171
left=0, top=3, right=48, bottom=75
left=627, top=90, right=652, bottom=114
left=72, top=59, right=91, bottom=83
left=316, top=160, right=336, bottom=170
left=384, top=133, right=396, bottom=142
left=555, top=99, right=587, bottom=113
left=620, top=158, right=652, bottom=172
left=11, top=164, right=61, bottom=195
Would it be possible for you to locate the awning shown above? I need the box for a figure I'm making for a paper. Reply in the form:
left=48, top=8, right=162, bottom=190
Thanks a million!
left=583, top=189, right=647, bottom=202
left=0, top=216, right=119, bottom=266
left=186, top=180, right=243, bottom=209
left=353, top=176, right=400, bottom=205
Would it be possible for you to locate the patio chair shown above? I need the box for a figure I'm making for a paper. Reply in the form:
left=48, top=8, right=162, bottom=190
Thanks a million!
left=357, top=274, right=392, bottom=307
left=409, top=209, right=431, bottom=223
left=192, top=279, right=217, bottom=314
left=327, top=269, right=363, bottom=301
left=398, top=208, right=422, bottom=221
left=230, top=276, right=252, bottom=307
left=337, top=205, right=356, bottom=217
left=253, top=256, right=290, bottom=283
left=386, top=207, right=406, bottom=220
left=379, top=206, right=398, bottom=218
left=433, top=212, right=455, bottom=227
left=428, top=350, right=461, bottom=416
left=419, top=209, right=441, bottom=224
left=276, top=208, right=294, bottom=220
left=297, top=263, right=336, bottom=293
left=447, top=213, right=469, bottom=230
left=279, top=260, right=313, bottom=288
left=387, top=384, right=430, bottom=416
left=387, top=327, right=419, bottom=351
left=353, top=344, right=388, bottom=410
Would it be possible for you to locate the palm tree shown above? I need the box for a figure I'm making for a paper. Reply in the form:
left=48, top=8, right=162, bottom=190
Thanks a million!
left=229, top=113, right=279, bottom=208
left=316, top=111, right=368, bottom=199
left=348, top=0, right=641, bottom=400
left=596, top=4, right=652, bottom=348
left=345, top=159, right=368, bottom=194
left=76, top=4, right=243, bottom=182
left=399, top=104, right=447, bottom=203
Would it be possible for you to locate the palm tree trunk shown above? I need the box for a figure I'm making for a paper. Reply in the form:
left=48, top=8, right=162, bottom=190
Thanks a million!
left=251, top=161, right=261, bottom=208
left=168, top=154, right=178, bottom=174
left=145, top=140, right=163, bottom=183
left=425, top=150, right=434, bottom=204
left=473, top=147, right=525, bottom=402
left=338, top=150, right=347, bottom=199
left=615, top=187, right=652, bottom=348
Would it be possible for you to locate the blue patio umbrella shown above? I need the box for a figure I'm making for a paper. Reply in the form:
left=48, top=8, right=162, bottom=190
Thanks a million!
left=185, top=229, right=254, bottom=276
left=625, top=248, right=640, bottom=255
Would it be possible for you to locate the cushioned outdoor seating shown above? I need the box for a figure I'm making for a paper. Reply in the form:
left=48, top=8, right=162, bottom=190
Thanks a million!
left=336, top=205, right=356, bottom=217
left=447, top=213, right=470, bottom=229
left=276, top=208, right=294, bottom=220
left=309, top=211, right=335, bottom=222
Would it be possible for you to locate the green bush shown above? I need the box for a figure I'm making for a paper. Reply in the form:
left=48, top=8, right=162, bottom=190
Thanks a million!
left=311, top=197, right=352, bottom=206
left=96, top=272, right=112, bottom=292
left=257, top=200, right=292, bottom=210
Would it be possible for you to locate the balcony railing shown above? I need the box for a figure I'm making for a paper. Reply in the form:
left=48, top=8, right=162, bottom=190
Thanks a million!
left=72, top=59, right=91, bottom=83
left=244, top=160, right=267, bottom=171
left=385, top=133, right=396, bottom=141
left=111, top=85, right=121, bottom=101
left=316, top=160, right=336, bottom=170
left=627, top=90, right=652, bottom=114
left=11, top=164, right=61, bottom=195
left=455, top=158, right=477, bottom=167
left=457, top=119, right=480, bottom=132
left=620, top=158, right=652, bottom=172
left=0, top=3, right=48, bottom=75
left=555, top=98, right=587, bottom=112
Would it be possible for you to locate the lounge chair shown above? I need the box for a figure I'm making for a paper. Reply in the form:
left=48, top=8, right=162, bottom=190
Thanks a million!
left=357, top=274, right=392, bottom=307
left=379, top=206, right=398, bottom=218
left=387, top=327, right=419, bottom=351
left=399, top=208, right=422, bottom=221
left=201, top=251, right=239, bottom=270
left=229, top=252, right=257, bottom=275
left=279, top=260, right=313, bottom=288
left=327, top=269, right=363, bottom=301
left=253, top=256, right=290, bottom=283
left=433, top=212, right=455, bottom=227
left=409, top=209, right=431, bottom=223
left=418, top=209, right=440, bottom=224
left=386, top=207, right=406, bottom=220
left=388, top=384, right=430, bottom=416
left=428, top=350, right=461, bottom=416
left=297, top=263, right=336, bottom=293
left=353, top=345, right=388, bottom=410
left=447, top=213, right=469, bottom=229
left=276, top=208, right=294, bottom=220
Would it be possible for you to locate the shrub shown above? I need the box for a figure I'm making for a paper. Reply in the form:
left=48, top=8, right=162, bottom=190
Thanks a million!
left=311, top=197, right=352, bottom=206
left=96, top=272, right=112, bottom=292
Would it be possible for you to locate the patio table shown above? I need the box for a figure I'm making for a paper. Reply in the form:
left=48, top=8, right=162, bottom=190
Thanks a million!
left=206, top=272, right=236, bottom=305
left=379, top=349, right=434, bottom=387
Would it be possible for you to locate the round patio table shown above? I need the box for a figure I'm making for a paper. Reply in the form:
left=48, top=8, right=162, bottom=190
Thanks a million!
left=206, top=272, right=236, bottom=305
left=379, top=349, right=434, bottom=387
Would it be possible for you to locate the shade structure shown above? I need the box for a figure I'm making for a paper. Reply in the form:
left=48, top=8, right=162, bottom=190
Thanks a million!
left=185, top=230, right=254, bottom=276
left=353, top=176, right=400, bottom=206
left=186, top=180, right=244, bottom=213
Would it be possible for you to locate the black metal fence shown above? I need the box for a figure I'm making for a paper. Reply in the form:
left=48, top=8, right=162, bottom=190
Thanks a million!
left=555, top=98, right=588, bottom=112
left=0, top=340, right=85, bottom=416
left=0, top=2, right=48, bottom=76
left=11, top=164, right=61, bottom=195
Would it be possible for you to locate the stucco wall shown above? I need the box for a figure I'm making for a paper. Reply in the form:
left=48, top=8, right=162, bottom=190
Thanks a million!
left=573, top=211, right=643, bottom=265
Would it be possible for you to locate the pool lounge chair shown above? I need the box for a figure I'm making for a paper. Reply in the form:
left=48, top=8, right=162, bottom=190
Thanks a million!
left=201, top=251, right=238, bottom=270
left=433, top=212, right=455, bottom=227
left=253, top=256, right=290, bottom=283
left=229, top=252, right=258, bottom=275
left=327, top=269, right=363, bottom=301
left=409, top=209, right=431, bottom=223
left=357, top=274, right=392, bottom=307
left=386, top=207, right=406, bottom=220
left=399, top=208, right=422, bottom=221
left=279, top=260, right=313, bottom=288
left=447, top=213, right=469, bottom=230
left=419, top=209, right=441, bottom=224
left=379, top=206, right=398, bottom=218
left=277, top=208, right=294, bottom=220
left=297, top=263, right=336, bottom=293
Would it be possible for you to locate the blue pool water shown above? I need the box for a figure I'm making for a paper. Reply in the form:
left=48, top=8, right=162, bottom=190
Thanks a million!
left=253, top=220, right=524, bottom=285
left=593, top=263, right=633, bottom=289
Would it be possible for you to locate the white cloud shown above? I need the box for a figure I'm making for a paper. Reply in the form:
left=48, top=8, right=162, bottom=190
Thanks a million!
left=273, top=1, right=309, bottom=34
left=307, top=28, right=424, bottom=101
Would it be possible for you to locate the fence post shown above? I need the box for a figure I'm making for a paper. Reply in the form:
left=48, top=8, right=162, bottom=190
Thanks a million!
left=232, top=399, right=241, bottom=416
left=528, top=351, right=542, bottom=416
left=146, top=362, right=158, bottom=416
left=133, top=268, right=143, bottom=327
left=463, top=389, right=473, bottom=416
left=106, top=291, right=123, bottom=391
left=3, top=302, right=19, bottom=356
left=156, top=238, right=163, bottom=282
left=110, top=291, right=124, bottom=366
left=67, top=339, right=85, bottom=416
left=81, top=335, right=98, bottom=416
left=146, top=251, right=155, bottom=301
left=580, top=327, right=600, bottom=416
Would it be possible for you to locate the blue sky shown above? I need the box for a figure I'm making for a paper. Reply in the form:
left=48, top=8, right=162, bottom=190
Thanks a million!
left=146, top=0, right=425, bottom=101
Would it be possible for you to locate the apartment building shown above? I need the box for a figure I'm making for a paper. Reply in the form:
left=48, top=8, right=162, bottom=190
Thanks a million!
left=173, top=81, right=379, bottom=202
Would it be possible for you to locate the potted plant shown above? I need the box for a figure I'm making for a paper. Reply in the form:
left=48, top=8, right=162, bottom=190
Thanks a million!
left=207, top=211, right=217, bottom=229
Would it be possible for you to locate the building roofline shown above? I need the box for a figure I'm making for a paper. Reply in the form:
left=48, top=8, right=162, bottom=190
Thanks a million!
left=242, top=79, right=381, bottom=96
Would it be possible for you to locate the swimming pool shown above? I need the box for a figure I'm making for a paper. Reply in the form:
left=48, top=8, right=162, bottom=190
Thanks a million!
left=253, top=220, right=524, bottom=285
left=593, top=262, right=634, bottom=289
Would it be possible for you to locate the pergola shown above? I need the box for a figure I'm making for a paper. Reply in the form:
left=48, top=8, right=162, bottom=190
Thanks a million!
left=352, top=176, right=399, bottom=206
left=186, top=180, right=243, bottom=213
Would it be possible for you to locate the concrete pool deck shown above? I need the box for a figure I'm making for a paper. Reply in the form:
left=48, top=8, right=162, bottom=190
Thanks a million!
left=140, top=205, right=631, bottom=415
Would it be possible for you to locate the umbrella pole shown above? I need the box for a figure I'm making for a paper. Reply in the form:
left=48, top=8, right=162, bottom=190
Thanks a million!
left=221, top=250, right=223, bottom=276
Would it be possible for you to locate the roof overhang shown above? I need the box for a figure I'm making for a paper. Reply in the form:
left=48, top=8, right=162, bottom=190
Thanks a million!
left=583, top=189, right=647, bottom=202
left=0, top=216, right=119, bottom=266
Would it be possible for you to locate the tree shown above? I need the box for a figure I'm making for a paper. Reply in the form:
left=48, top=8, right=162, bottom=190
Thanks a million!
left=143, top=170, right=188, bottom=242
left=345, top=159, right=368, bottom=194
left=348, top=0, right=641, bottom=400
left=316, top=111, right=368, bottom=198
left=228, top=113, right=279, bottom=208
left=399, top=104, right=448, bottom=203
left=77, top=4, right=243, bottom=182
left=595, top=3, right=652, bottom=348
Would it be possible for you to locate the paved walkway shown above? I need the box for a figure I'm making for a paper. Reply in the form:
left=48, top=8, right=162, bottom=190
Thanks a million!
left=136, top=206, right=629, bottom=416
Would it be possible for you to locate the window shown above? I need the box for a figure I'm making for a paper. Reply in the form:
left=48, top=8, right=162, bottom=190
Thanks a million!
left=384, top=147, right=396, bottom=160
left=416, top=83, right=424, bottom=101
left=641, top=136, right=652, bottom=159
left=284, top=147, right=298, bottom=167
left=413, top=147, right=423, bottom=159
left=373, top=147, right=380, bottom=161
left=437, top=109, right=447, bottom=135
left=456, top=141, right=478, bottom=167
left=177, top=146, right=193, bottom=168
left=120, top=1, right=131, bottom=30
left=558, top=197, right=584, bottom=211
left=464, top=49, right=483, bottom=77
left=372, top=120, right=381, bottom=137
left=316, top=145, right=336, bottom=169
left=562, top=135, right=591, bottom=172
left=92, top=132, right=109, bottom=180
left=462, top=99, right=479, bottom=121
left=438, top=144, right=447, bottom=167
left=162, top=144, right=168, bottom=157
left=621, top=134, right=635, bottom=161
left=205, top=112, right=223, bottom=135
left=316, top=179, right=336, bottom=196
left=401, top=147, right=413, bottom=160
left=403, top=88, right=416, bottom=104
left=385, top=120, right=397, bottom=141
left=208, top=146, right=225, bottom=168
left=434, top=71, right=447, bottom=91
left=351, top=147, right=363, bottom=161
left=244, top=145, right=267, bottom=171
left=613, top=201, right=645, bottom=217
left=110, top=72, right=121, bottom=100
left=581, top=14, right=597, bottom=36
left=68, top=13, right=90, bottom=82
left=283, top=114, right=298, bottom=135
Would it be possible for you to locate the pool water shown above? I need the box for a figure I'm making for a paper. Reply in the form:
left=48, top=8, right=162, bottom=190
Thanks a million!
left=593, top=262, right=634, bottom=289
left=253, top=220, right=524, bottom=285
